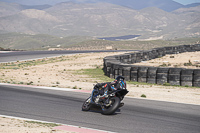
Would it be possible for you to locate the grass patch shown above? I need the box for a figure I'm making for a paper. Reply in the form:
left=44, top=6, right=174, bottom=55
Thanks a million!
left=76, top=68, right=156, bottom=86
left=73, top=86, right=77, bottom=89
left=75, top=68, right=113, bottom=82
left=127, top=81, right=155, bottom=86
left=163, top=83, right=171, bottom=86
left=141, top=94, right=147, bottom=98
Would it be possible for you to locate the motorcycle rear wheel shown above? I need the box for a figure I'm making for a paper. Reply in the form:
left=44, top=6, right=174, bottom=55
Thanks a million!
left=102, top=97, right=120, bottom=115
left=82, top=97, right=92, bottom=111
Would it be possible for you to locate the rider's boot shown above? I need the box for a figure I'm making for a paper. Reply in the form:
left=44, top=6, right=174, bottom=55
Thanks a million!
left=119, top=102, right=124, bottom=108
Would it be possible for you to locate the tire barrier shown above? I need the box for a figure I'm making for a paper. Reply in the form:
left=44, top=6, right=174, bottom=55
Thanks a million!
left=103, top=44, right=200, bottom=87
left=147, top=67, right=157, bottom=84
left=181, top=69, right=193, bottom=86
left=156, top=68, right=169, bottom=85
left=122, top=66, right=131, bottom=81
left=193, top=70, right=200, bottom=87
left=138, top=67, right=148, bottom=83
left=168, top=68, right=182, bottom=86
left=130, top=66, right=139, bottom=82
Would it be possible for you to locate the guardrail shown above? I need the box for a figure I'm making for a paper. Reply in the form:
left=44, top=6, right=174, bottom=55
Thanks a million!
left=103, top=44, right=200, bottom=87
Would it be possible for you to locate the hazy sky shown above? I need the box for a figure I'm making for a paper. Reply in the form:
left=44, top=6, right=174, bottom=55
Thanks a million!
left=1, top=0, right=200, bottom=5
left=174, top=0, right=200, bottom=5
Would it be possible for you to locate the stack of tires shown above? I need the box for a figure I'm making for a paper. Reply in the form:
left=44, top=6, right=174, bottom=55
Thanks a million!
left=193, top=44, right=200, bottom=51
left=179, top=45, right=187, bottom=53
left=193, top=70, right=200, bottom=87
left=138, top=67, right=148, bottom=83
left=147, top=67, right=157, bottom=84
left=104, top=61, right=111, bottom=77
left=168, top=68, right=182, bottom=86
left=172, top=46, right=179, bottom=54
left=118, top=64, right=123, bottom=76
left=151, top=49, right=158, bottom=59
left=131, top=66, right=138, bottom=82
left=156, top=68, right=169, bottom=84
left=135, top=52, right=143, bottom=63
left=165, top=47, right=173, bottom=54
left=122, top=66, right=131, bottom=81
left=126, top=54, right=132, bottom=64
left=130, top=53, right=137, bottom=63
left=113, top=63, right=119, bottom=79
left=185, top=45, right=193, bottom=52
left=142, top=51, right=150, bottom=61
left=103, top=57, right=115, bottom=76
left=119, top=55, right=125, bottom=63
left=110, top=62, right=116, bottom=79
left=120, top=54, right=131, bottom=63
left=148, top=51, right=153, bottom=60
left=114, top=55, right=120, bottom=61
left=181, top=69, right=194, bottom=87
left=156, top=47, right=166, bottom=58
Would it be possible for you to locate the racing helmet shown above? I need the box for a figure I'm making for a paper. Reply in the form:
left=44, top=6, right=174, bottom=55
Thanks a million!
left=115, top=75, right=125, bottom=81
left=115, top=75, right=126, bottom=89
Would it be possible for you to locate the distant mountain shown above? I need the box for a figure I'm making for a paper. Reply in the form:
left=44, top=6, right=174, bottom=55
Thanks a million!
left=0, top=2, right=23, bottom=17
left=184, top=3, right=200, bottom=8
left=0, top=0, right=185, bottom=12
left=173, top=5, right=200, bottom=13
left=0, top=8, right=60, bottom=35
left=0, top=1, right=199, bottom=40
left=0, top=2, right=51, bottom=17
left=1, top=0, right=200, bottom=12
left=21, top=4, right=52, bottom=10
left=173, top=6, right=200, bottom=38
left=99, top=0, right=184, bottom=12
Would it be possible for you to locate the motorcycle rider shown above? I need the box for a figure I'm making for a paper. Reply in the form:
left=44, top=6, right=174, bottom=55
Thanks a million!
left=95, top=75, right=126, bottom=106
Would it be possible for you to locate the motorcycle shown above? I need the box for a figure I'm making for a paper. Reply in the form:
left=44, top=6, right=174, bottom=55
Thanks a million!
left=82, top=82, right=129, bottom=115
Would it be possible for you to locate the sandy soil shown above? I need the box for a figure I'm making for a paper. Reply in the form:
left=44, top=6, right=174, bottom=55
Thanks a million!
left=0, top=51, right=200, bottom=132
left=134, top=51, right=200, bottom=69
left=0, top=117, right=74, bottom=133
left=0, top=52, right=126, bottom=90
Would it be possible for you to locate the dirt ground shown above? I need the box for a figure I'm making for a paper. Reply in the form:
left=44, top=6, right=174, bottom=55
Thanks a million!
left=0, top=51, right=200, bottom=133
left=0, top=117, right=74, bottom=133
left=134, top=51, right=200, bottom=69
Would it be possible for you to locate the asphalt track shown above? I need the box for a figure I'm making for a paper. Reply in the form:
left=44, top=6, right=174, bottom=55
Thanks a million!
left=0, top=50, right=134, bottom=63
left=0, top=50, right=200, bottom=133
left=0, top=84, right=200, bottom=133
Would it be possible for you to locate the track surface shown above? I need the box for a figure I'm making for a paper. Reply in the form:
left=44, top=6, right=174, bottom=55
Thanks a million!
left=0, top=84, right=200, bottom=133
left=0, top=50, right=134, bottom=63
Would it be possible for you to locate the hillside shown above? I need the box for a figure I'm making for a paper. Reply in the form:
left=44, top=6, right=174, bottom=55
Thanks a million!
left=0, top=32, right=199, bottom=50
left=102, top=0, right=183, bottom=12
left=0, top=1, right=199, bottom=49
left=0, top=2, right=23, bottom=17
left=0, top=0, right=185, bottom=12
left=0, top=2, right=199, bottom=40
left=173, top=6, right=200, bottom=37
left=0, top=33, right=95, bottom=50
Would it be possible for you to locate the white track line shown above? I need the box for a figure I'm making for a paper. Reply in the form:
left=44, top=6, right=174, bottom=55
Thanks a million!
left=0, top=115, right=116, bottom=133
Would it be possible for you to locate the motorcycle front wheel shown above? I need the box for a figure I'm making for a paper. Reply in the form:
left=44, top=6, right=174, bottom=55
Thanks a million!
left=101, top=97, right=120, bottom=115
left=82, top=97, right=92, bottom=111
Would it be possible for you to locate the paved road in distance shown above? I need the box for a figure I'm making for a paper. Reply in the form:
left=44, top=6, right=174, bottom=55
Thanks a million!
left=0, top=50, right=135, bottom=63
